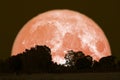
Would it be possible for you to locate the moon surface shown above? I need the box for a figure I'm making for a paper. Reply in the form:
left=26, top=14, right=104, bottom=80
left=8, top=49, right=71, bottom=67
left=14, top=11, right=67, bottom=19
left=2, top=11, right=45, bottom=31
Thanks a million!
left=12, top=9, right=111, bottom=64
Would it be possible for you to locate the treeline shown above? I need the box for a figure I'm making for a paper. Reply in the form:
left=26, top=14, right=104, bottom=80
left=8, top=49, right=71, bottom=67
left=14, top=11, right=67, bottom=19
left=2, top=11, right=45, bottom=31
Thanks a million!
left=0, top=45, right=120, bottom=74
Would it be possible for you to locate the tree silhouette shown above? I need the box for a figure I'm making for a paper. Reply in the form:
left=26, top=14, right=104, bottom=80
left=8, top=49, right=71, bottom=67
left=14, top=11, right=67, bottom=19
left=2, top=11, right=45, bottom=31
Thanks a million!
left=92, top=60, right=100, bottom=72
left=64, top=50, right=75, bottom=66
left=117, top=60, right=120, bottom=71
left=0, top=59, right=7, bottom=73
left=20, top=45, right=52, bottom=73
left=0, top=45, right=119, bottom=73
left=8, top=55, right=22, bottom=73
left=75, top=55, right=93, bottom=72
left=64, top=50, right=85, bottom=66
left=99, top=56, right=116, bottom=72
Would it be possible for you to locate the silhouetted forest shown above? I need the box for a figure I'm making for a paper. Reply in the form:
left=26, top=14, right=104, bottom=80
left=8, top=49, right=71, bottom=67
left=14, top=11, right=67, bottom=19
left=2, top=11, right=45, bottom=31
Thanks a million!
left=0, top=45, right=120, bottom=74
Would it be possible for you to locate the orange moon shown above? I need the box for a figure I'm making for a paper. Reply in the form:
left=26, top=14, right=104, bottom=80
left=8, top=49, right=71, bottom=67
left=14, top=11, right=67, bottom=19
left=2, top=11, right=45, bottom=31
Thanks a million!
left=12, top=9, right=111, bottom=64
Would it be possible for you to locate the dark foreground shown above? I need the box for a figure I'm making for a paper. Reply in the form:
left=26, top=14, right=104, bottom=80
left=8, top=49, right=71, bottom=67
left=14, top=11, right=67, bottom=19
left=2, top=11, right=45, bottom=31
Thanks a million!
left=0, top=72, right=120, bottom=80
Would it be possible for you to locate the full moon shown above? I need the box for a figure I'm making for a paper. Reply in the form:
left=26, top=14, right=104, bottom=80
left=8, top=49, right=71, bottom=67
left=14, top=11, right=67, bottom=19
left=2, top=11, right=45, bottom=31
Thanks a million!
left=12, top=9, right=111, bottom=64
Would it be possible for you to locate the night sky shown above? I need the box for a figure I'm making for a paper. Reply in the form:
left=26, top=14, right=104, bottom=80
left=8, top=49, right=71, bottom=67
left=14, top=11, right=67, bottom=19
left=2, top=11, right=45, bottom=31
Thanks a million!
left=0, top=0, right=119, bottom=60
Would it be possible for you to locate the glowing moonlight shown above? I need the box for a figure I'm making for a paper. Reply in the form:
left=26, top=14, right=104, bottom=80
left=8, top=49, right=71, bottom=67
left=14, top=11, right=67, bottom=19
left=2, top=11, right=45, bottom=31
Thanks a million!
left=12, top=9, right=111, bottom=64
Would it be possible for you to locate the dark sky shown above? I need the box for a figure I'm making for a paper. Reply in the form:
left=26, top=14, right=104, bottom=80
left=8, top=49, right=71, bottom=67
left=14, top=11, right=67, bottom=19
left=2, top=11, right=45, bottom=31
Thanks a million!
left=0, top=0, right=119, bottom=60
